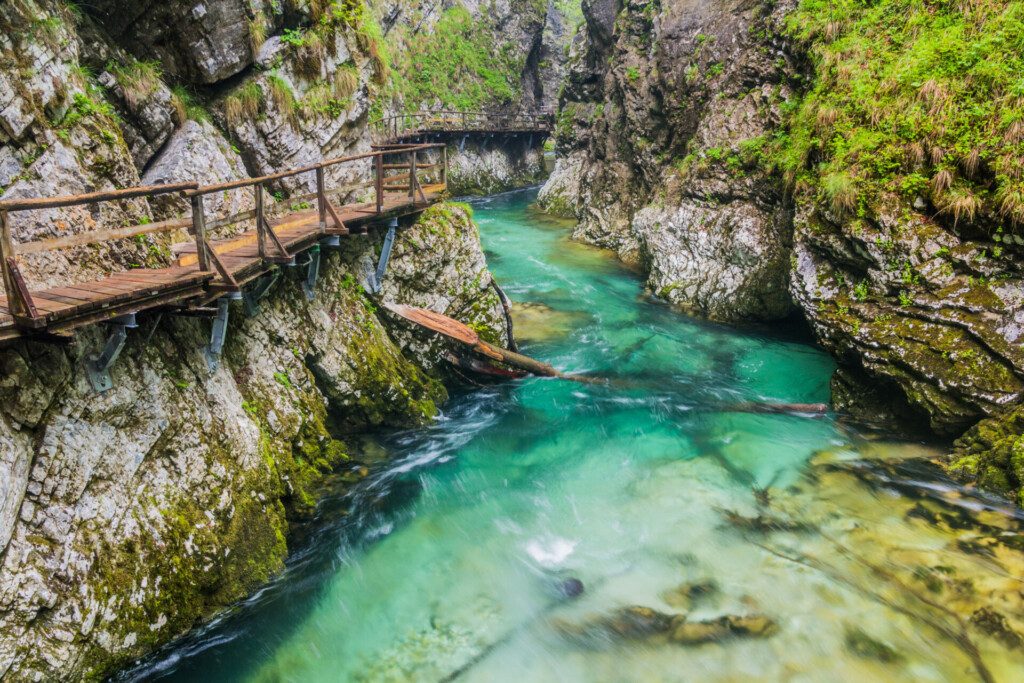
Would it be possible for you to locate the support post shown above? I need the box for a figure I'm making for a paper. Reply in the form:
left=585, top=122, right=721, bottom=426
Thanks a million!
left=315, top=166, right=327, bottom=234
left=369, top=218, right=398, bottom=294
left=85, top=314, right=137, bottom=392
left=205, top=296, right=236, bottom=371
left=242, top=272, right=279, bottom=316
left=374, top=153, right=384, bottom=214
left=255, top=183, right=266, bottom=259
left=302, top=244, right=321, bottom=301
left=190, top=195, right=210, bottom=272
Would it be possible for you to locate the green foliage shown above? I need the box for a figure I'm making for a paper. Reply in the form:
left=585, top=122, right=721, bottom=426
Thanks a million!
left=108, top=58, right=163, bottom=108
left=224, top=81, right=264, bottom=126
left=776, top=0, right=1024, bottom=229
left=392, top=7, right=522, bottom=110
left=170, top=85, right=209, bottom=124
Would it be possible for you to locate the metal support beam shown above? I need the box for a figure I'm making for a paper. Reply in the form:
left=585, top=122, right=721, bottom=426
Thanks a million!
left=302, top=245, right=321, bottom=301
left=205, top=296, right=238, bottom=371
left=369, top=218, right=398, bottom=294
left=242, top=271, right=279, bottom=316
left=85, top=313, right=138, bottom=392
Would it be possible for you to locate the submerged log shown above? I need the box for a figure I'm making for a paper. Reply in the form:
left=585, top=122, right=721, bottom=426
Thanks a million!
left=383, top=302, right=829, bottom=415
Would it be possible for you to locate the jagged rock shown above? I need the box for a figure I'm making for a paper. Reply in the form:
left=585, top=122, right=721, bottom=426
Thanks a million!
left=142, top=119, right=252, bottom=222
left=539, top=0, right=798, bottom=319
left=377, top=202, right=509, bottom=369
left=82, top=0, right=271, bottom=84
left=948, top=406, right=1024, bottom=506
left=446, top=137, right=547, bottom=196
left=97, top=69, right=177, bottom=170
left=216, top=26, right=371, bottom=195
left=791, top=204, right=1024, bottom=436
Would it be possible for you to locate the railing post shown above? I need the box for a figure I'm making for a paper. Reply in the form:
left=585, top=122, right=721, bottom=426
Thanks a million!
left=374, top=153, right=384, bottom=213
left=441, top=145, right=448, bottom=191
left=255, top=183, right=266, bottom=259
left=408, top=150, right=416, bottom=199
left=0, top=210, right=18, bottom=315
left=190, top=195, right=210, bottom=272
left=315, top=166, right=327, bottom=234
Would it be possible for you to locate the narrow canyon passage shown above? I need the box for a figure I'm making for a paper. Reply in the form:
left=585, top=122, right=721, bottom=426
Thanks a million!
left=123, top=189, right=1024, bottom=682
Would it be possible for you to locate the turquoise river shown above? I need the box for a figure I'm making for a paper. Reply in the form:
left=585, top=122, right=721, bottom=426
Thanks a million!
left=122, top=189, right=1024, bottom=682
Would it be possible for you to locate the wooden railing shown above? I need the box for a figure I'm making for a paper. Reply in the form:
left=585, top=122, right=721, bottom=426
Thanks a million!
left=373, top=110, right=555, bottom=143
left=0, top=142, right=446, bottom=328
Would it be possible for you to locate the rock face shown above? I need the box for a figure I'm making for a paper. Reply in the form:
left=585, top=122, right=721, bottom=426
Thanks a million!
left=445, top=136, right=547, bottom=196
left=542, top=0, right=1024, bottom=492
left=84, top=0, right=271, bottom=84
left=540, top=0, right=797, bottom=321
left=0, top=203, right=505, bottom=681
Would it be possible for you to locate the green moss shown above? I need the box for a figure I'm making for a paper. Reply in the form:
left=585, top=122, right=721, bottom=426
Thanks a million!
left=950, top=405, right=1024, bottom=506
left=774, top=0, right=1024, bottom=228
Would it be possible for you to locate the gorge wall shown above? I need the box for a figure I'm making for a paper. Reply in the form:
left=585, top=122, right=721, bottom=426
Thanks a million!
left=541, top=0, right=1024, bottom=502
left=0, top=0, right=530, bottom=679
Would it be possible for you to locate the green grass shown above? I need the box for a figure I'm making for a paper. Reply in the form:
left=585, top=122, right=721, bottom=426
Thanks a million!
left=390, top=6, right=522, bottom=110
left=108, top=58, right=163, bottom=109
left=774, top=0, right=1024, bottom=230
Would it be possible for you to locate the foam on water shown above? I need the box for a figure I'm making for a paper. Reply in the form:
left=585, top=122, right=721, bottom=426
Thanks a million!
left=123, top=189, right=1024, bottom=683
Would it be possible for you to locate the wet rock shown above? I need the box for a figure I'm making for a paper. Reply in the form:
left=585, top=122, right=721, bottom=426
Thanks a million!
left=844, top=627, right=903, bottom=663
left=670, top=615, right=778, bottom=645
left=445, top=137, right=547, bottom=196
left=721, top=509, right=812, bottom=534
left=661, top=579, right=718, bottom=609
left=970, top=608, right=1024, bottom=650
left=554, top=606, right=684, bottom=647
left=947, top=405, right=1024, bottom=507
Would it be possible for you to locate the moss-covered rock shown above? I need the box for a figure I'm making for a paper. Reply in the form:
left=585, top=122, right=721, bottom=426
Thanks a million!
left=948, top=406, right=1024, bottom=506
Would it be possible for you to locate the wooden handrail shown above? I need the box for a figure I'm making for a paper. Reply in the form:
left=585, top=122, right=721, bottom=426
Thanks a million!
left=18, top=217, right=192, bottom=255
left=0, top=182, right=198, bottom=212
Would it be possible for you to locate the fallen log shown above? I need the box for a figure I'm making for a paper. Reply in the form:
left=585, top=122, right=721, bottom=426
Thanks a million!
left=383, top=302, right=829, bottom=416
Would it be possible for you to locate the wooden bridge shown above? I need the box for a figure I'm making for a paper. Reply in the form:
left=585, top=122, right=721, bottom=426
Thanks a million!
left=375, top=110, right=554, bottom=144
left=0, top=142, right=448, bottom=386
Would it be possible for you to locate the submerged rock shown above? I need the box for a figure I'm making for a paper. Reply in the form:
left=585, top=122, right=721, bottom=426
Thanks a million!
left=555, top=606, right=777, bottom=648
left=670, top=614, right=778, bottom=645
left=844, top=627, right=903, bottom=663
left=661, top=579, right=718, bottom=609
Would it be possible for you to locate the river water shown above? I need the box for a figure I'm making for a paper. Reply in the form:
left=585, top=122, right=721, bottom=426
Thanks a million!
left=125, top=189, right=1024, bottom=682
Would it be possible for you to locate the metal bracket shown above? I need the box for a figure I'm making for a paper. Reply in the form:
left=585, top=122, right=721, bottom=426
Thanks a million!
left=319, top=235, right=342, bottom=249
left=242, top=271, right=280, bottom=316
left=205, top=295, right=239, bottom=371
left=301, top=244, right=321, bottom=301
left=369, top=218, right=398, bottom=294
left=85, top=313, right=138, bottom=392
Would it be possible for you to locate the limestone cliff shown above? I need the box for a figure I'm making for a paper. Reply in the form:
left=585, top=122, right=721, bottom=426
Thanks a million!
left=541, top=0, right=1024, bottom=498
left=0, top=0, right=510, bottom=679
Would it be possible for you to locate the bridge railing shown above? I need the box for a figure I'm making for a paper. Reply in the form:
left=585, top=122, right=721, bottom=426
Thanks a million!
left=373, top=110, right=555, bottom=142
left=0, top=142, right=446, bottom=327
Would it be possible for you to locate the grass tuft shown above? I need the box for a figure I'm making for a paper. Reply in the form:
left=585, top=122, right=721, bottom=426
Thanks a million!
left=935, top=183, right=982, bottom=226
left=224, top=81, right=263, bottom=127
left=333, top=64, right=358, bottom=99
left=823, top=171, right=858, bottom=215
left=109, top=59, right=163, bottom=109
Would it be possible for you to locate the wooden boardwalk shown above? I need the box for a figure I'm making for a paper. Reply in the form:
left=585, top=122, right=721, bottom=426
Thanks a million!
left=0, top=143, right=447, bottom=344
left=376, top=110, right=554, bottom=144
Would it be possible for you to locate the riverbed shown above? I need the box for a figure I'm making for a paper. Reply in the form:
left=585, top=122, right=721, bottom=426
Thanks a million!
left=123, top=188, right=1024, bottom=682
